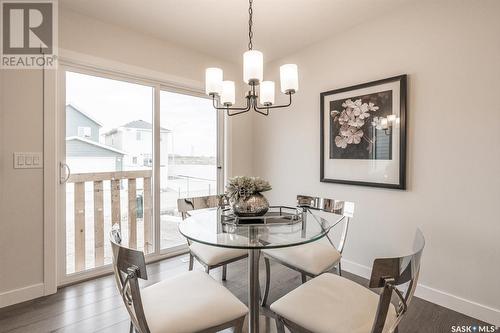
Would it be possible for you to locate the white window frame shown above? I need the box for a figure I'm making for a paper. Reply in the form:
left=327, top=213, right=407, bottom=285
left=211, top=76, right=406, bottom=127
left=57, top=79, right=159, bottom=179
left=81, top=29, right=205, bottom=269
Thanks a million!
left=55, top=61, right=225, bottom=286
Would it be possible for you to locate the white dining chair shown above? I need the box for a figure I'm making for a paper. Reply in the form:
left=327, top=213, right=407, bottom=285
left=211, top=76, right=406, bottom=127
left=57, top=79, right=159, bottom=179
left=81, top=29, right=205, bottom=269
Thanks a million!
left=110, top=225, right=248, bottom=333
left=177, top=195, right=248, bottom=280
left=261, top=195, right=354, bottom=306
left=270, top=229, right=425, bottom=333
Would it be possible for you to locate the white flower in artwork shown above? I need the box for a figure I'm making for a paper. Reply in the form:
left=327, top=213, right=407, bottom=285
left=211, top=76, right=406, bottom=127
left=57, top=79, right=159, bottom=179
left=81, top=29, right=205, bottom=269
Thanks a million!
left=337, top=111, right=351, bottom=126
left=348, top=116, right=365, bottom=128
left=335, top=135, right=348, bottom=148
left=346, top=128, right=363, bottom=144
left=368, top=102, right=379, bottom=111
left=357, top=103, right=371, bottom=119
left=339, top=124, right=351, bottom=136
left=332, top=98, right=380, bottom=149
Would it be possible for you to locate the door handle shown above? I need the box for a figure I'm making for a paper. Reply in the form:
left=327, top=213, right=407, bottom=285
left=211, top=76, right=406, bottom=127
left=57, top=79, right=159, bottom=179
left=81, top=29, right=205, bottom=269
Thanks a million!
left=60, top=162, right=71, bottom=184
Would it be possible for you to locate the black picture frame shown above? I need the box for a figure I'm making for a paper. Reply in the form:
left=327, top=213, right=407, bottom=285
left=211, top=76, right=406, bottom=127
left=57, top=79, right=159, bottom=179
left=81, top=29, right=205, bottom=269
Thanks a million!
left=320, top=74, right=407, bottom=189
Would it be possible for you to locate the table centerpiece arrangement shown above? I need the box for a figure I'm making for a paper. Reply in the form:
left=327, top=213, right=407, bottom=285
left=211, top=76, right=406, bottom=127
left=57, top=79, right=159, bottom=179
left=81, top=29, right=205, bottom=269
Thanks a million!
left=225, top=176, right=272, bottom=217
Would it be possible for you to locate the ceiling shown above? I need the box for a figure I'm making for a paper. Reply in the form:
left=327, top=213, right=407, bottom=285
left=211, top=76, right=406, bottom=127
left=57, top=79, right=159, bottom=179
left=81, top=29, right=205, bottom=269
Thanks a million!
left=60, top=0, right=412, bottom=63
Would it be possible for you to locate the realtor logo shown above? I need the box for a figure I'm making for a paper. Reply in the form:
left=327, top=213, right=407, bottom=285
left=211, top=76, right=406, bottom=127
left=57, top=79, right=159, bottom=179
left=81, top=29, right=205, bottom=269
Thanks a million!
left=1, top=0, right=57, bottom=68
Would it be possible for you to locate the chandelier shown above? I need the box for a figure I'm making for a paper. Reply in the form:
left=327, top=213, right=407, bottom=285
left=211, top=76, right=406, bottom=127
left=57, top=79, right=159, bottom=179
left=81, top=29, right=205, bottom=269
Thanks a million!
left=204, top=0, right=299, bottom=116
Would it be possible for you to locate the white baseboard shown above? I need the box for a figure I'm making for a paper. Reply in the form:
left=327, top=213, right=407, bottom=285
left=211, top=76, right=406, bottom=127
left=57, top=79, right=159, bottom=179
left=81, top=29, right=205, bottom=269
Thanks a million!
left=342, top=258, right=372, bottom=279
left=0, top=283, right=45, bottom=308
left=341, top=259, right=500, bottom=327
left=415, top=284, right=500, bottom=327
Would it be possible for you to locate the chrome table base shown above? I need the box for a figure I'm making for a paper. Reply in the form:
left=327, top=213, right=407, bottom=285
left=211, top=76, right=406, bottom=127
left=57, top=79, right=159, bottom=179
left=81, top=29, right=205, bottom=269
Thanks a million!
left=241, top=315, right=284, bottom=333
left=248, top=249, right=261, bottom=333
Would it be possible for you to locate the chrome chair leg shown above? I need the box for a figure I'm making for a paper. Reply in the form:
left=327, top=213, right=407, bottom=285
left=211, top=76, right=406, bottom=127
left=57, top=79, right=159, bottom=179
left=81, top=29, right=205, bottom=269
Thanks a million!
left=222, top=264, right=227, bottom=281
left=261, top=257, right=271, bottom=306
left=301, top=273, right=307, bottom=284
left=188, top=253, right=194, bottom=271
left=234, top=316, right=245, bottom=333
left=338, top=261, right=342, bottom=276
left=129, top=321, right=134, bottom=333
left=275, top=317, right=286, bottom=333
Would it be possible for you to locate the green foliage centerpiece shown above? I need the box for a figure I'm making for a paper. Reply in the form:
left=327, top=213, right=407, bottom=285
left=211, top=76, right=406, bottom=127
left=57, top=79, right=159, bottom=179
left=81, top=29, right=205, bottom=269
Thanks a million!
left=226, top=176, right=272, bottom=217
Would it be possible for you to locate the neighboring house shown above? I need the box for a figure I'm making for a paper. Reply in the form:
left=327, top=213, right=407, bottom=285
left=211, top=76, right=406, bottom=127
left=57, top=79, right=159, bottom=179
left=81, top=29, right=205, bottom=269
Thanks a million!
left=104, top=120, right=171, bottom=188
left=104, top=120, right=170, bottom=168
left=66, top=104, right=102, bottom=142
left=66, top=104, right=125, bottom=173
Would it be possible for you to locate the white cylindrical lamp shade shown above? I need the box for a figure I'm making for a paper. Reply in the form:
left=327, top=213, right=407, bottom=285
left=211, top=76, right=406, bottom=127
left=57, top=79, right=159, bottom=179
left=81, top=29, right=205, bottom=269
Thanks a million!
left=243, top=50, right=263, bottom=84
left=260, top=81, right=275, bottom=105
left=205, top=68, right=223, bottom=95
left=280, top=64, right=299, bottom=93
left=381, top=117, right=389, bottom=129
left=220, top=81, right=235, bottom=106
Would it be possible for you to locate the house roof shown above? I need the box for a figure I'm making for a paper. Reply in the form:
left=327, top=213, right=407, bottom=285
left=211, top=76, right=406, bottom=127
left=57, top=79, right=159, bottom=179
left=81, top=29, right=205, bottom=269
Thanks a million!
left=122, top=120, right=170, bottom=132
left=66, top=136, right=126, bottom=155
left=66, top=104, right=104, bottom=127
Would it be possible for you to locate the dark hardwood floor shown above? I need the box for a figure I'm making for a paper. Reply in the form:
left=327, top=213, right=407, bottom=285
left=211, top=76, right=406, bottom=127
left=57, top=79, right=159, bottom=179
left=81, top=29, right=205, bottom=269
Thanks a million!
left=0, top=254, right=494, bottom=333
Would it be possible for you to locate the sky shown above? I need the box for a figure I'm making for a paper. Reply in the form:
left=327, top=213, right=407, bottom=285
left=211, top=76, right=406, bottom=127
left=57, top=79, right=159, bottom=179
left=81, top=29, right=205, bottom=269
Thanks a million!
left=66, top=71, right=217, bottom=157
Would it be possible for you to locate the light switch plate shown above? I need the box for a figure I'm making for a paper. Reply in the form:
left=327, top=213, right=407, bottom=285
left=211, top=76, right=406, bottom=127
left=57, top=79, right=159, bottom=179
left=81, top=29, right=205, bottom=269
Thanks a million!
left=14, top=152, right=43, bottom=169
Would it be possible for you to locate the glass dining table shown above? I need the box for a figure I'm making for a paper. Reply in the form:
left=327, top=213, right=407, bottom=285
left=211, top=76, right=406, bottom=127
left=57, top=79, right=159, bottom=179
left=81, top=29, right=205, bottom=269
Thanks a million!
left=178, top=205, right=347, bottom=333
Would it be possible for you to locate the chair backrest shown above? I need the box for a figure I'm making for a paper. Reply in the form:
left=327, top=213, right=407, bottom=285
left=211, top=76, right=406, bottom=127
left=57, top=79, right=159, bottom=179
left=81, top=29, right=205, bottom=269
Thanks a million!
left=110, top=224, right=150, bottom=333
left=368, top=229, right=425, bottom=333
left=296, top=195, right=354, bottom=253
left=177, top=194, right=228, bottom=220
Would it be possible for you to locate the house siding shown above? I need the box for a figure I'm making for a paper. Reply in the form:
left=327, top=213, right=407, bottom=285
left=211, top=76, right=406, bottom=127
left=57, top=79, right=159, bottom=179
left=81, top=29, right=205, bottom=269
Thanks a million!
left=66, top=105, right=101, bottom=142
left=66, top=140, right=123, bottom=157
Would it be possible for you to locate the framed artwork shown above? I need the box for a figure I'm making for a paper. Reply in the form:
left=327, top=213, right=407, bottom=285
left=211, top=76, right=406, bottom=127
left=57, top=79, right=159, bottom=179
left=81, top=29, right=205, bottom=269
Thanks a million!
left=320, top=75, right=407, bottom=189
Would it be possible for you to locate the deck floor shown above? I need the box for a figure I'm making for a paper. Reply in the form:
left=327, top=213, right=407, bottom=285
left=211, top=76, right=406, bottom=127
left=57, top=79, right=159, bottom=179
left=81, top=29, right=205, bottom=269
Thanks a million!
left=0, top=254, right=493, bottom=333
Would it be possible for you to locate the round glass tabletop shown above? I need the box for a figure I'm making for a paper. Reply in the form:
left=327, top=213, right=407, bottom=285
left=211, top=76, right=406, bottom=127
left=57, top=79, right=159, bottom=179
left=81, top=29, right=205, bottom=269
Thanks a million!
left=178, top=206, right=346, bottom=249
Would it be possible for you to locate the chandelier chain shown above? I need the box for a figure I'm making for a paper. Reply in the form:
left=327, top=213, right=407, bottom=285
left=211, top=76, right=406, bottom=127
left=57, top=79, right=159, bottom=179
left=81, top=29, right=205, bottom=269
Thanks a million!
left=248, top=0, right=253, bottom=50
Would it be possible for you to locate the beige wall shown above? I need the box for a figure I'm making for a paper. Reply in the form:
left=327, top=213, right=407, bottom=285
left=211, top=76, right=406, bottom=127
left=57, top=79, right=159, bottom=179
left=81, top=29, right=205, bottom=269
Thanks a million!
left=0, top=8, right=253, bottom=301
left=254, top=0, right=500, bottom=325
left=0, top=70, right=45, bottom=295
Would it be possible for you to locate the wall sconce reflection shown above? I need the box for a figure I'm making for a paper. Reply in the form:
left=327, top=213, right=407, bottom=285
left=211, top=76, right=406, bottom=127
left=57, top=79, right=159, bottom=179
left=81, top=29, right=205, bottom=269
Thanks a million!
left=372, top=114, right=399, bottom=135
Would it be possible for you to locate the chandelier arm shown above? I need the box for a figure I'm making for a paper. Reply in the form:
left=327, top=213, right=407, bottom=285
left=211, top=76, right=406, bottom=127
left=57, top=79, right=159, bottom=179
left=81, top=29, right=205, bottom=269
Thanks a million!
left=250, top=96, right=268, bottom=116
left=254, top=93, right=293, bottom=111
left=211, top=95, right=251, bottom=111
left=253, top=107, right=269, bottom=116
left=227, top=108, right=251, bottom=117
left=229, top=97, right=252, bottom=116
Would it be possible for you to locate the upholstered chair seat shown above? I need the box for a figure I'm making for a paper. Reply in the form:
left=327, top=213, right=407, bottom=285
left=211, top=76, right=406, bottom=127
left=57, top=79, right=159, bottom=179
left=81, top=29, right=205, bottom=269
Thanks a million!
left=271, top=273, right=397, bottom=333
left=271, top=229, right=425, bottom=333
left=189, top=242, right=248, bottom=266
left=141, top=271, right=248, bottom=333
left=262, top=240, right=341, bottom=276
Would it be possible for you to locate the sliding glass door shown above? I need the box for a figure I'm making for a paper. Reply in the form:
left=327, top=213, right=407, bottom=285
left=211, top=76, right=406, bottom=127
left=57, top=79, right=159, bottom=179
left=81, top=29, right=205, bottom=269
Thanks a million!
left=159, top=90, right=219, bottom=250
left=59, top=66, right=223, bottom=282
